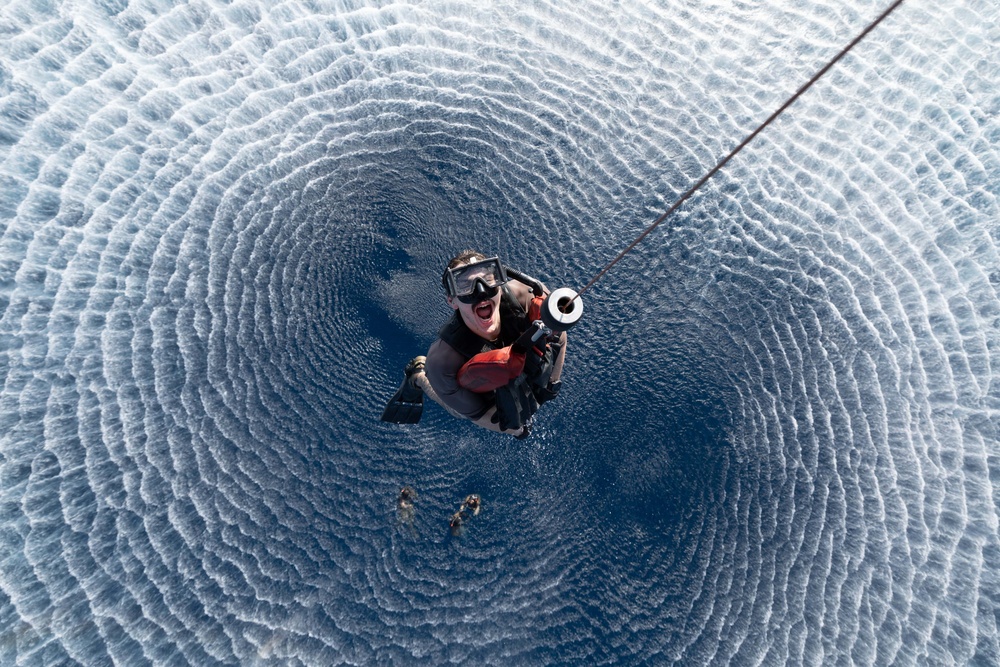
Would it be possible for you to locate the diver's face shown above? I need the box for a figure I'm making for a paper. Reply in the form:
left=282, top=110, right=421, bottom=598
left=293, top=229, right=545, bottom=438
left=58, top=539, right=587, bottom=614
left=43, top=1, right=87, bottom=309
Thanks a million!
left=448, top=268, right=502, bottom=340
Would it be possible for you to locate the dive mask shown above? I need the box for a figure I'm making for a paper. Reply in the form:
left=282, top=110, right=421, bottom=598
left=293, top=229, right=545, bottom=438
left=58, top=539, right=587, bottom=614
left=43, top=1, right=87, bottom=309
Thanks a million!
left=446, top=257, right=508, bottom=304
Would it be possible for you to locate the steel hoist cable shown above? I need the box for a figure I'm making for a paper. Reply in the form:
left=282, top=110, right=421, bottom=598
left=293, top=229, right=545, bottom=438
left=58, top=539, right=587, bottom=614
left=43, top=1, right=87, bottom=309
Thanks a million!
left=573, top=0, right=908, bottom=301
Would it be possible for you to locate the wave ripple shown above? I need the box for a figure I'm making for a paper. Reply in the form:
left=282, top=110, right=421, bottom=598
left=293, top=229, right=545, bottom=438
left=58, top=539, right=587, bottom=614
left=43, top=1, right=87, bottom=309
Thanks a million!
left=1, top=0, right=998, bottom=664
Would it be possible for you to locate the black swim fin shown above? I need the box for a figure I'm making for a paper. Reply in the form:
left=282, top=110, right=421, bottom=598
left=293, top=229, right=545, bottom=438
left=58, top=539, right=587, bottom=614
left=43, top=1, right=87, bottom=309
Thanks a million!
left=380, top=357, right=425, bottom=424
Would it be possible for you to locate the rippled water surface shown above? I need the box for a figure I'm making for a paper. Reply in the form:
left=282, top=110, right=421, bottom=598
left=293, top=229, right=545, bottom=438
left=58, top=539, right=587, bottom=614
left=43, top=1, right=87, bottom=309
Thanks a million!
left=2, top=0, right=999, bottom=664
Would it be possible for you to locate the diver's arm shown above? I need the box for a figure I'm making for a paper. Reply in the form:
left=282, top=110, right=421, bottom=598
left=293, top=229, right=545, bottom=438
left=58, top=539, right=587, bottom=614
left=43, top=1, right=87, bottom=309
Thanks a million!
left=549, top=330, right=567, bottom=383
left=415, top=371, right=521, bottom=436
left=424, top=339, right=523, bottom=435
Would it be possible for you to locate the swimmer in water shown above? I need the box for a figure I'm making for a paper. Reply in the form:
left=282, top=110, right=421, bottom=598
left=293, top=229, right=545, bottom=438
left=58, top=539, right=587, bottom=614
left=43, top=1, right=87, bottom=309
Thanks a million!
left=449, top=510, right=467, bottom=535
left=398, top=486, right=417, bottom=508
left=461, top=494, right=481, bottom=516
left=397, top=486, right=417, bottom=534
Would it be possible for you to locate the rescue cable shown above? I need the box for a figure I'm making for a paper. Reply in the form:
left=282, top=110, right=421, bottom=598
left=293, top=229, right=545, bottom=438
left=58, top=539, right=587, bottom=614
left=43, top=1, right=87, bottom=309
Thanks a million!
left=570, top=0, right=908, bottom=305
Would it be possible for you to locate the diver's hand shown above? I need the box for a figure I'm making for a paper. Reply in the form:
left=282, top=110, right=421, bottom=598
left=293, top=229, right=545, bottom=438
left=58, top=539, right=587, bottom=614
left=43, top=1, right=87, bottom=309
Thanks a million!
left=534, top=380, right=561, bottom=405
left=510, top=321, right=545, bottom=355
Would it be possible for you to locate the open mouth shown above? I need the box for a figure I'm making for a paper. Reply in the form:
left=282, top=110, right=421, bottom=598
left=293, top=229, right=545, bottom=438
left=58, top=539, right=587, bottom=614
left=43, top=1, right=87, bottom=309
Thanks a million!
left=474, top=301, right=494, bottom=322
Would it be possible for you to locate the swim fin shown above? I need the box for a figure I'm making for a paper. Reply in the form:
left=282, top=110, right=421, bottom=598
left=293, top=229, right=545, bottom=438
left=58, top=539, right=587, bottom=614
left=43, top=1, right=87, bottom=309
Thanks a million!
left=380, top=357, right=425, bottom=424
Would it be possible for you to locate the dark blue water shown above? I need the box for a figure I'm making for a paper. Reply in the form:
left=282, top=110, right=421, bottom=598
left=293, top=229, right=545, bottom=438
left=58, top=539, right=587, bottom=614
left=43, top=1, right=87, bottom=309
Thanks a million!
left=1, top=0, right=999, bottom=664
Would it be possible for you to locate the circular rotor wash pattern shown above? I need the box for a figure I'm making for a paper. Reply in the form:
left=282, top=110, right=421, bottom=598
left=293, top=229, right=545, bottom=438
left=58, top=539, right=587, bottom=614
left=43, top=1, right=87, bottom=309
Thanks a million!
left=1, top=0, right=998, bottom=664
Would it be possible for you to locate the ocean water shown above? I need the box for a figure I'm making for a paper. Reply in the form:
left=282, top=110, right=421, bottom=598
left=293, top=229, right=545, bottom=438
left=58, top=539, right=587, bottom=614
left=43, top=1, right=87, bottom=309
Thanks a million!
left=1, top=0, right=998, bottom=664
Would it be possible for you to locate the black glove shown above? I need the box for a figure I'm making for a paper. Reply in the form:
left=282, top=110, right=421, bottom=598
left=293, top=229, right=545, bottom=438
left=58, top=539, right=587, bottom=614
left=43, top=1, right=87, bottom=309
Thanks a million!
left=533, top=380, right=561, bottom=405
